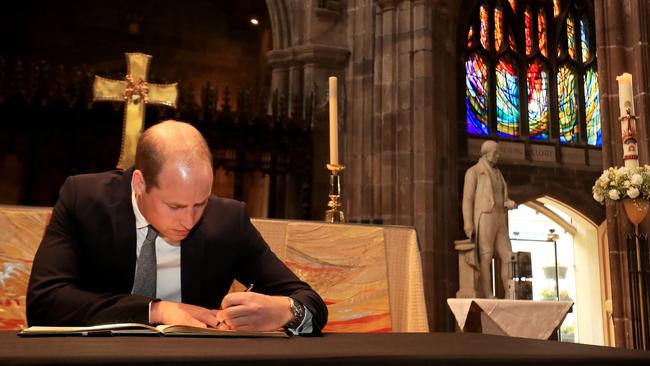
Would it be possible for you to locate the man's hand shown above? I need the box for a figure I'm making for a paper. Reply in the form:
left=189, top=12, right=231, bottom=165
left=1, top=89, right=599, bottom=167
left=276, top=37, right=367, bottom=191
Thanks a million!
left=150, top=301, right=221, bottom=328
left=505, top=200, right=516, bottom=210
left=217, top=292, right=293, bottom=332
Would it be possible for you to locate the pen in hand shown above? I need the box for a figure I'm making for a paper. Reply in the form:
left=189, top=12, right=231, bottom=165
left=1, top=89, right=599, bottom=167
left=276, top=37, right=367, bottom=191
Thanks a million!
left=215, top=283, right=254, bottom=328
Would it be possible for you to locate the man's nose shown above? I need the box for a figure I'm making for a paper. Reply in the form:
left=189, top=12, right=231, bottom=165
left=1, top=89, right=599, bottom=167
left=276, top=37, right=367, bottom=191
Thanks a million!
left=179, top=208, right=194, bottom=229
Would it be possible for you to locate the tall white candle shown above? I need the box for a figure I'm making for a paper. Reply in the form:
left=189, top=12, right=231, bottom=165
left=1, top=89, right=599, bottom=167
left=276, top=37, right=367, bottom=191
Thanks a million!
left=329, top=76, right=339, bottom=166
left=617, top=73, right=639, bottom=169
left=617, top=73, right=635, bottom=116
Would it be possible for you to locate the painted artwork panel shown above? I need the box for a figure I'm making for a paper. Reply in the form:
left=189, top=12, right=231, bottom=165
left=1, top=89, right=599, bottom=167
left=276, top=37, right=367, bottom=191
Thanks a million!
left=285, top=224, right=391, bottom=333
left=0, top=208, right=51, bottom=330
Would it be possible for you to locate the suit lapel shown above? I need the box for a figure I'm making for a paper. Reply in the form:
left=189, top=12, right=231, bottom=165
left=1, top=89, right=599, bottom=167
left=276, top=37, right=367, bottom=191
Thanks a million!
left=110, top=167, right=138, bottom=291
left=180, top=228, right=206, bottom=304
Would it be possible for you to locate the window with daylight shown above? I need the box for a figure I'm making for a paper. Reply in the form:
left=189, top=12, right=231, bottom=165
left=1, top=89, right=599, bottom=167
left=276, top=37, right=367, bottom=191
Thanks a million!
left=464, top=0, right=601, bottom=147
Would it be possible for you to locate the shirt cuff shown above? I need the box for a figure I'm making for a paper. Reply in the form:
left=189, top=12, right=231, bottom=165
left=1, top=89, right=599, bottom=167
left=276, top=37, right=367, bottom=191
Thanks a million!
left=286, top=307, right=313, bottom=335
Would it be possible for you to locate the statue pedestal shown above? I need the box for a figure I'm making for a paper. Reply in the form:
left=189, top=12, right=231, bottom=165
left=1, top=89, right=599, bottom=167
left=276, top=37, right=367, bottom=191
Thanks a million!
left=454, top=238, right=483, bottom=298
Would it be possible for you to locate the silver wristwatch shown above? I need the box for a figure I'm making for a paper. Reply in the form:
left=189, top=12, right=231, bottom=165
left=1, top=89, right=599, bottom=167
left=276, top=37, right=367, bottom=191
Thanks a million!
left=285, top=297, right=306, bottom=330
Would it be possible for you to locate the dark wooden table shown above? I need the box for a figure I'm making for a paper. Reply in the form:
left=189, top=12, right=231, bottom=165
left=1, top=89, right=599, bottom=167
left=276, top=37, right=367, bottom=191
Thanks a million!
left=1, top=331, right=648, bottom=365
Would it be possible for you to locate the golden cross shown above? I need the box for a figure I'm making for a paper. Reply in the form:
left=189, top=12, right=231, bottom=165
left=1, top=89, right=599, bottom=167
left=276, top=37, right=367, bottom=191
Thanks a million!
left=93, top=53, right=178, bottom=169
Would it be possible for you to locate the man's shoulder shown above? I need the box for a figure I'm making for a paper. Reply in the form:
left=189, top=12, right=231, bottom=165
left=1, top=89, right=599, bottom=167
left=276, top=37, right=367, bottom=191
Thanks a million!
left=61, top=168, right=131, bottom=201
left=197, top=196, right=250, bottom=236
left=206, top=196, right=245, bottom=210
left=203, top=196, right=247, bottom=220
left=67, top=169, right=129, bottom=185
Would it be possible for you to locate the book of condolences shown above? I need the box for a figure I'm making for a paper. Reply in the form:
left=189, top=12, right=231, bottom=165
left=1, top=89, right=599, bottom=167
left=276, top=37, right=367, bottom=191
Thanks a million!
left=18, top=323, right=288, bottom=338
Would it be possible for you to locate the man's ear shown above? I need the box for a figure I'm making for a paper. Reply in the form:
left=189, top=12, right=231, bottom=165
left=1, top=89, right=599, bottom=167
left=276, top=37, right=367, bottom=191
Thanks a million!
left=132, top=169, right=146, bottom=196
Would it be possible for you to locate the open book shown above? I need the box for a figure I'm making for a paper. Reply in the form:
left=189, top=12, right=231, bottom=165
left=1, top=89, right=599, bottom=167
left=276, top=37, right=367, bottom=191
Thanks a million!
left=18, top=323, right=288, bottom=338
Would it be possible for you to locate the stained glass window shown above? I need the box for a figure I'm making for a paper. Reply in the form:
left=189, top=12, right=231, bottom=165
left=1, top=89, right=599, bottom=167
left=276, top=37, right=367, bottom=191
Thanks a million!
left=567, top=16, right=577, bottom=60
left=538, top=9, right=547, bottom=57
left=495, top=6, right=504, bottom=50
left=480, top=5, right=489, bottom=50
left=525, top=7, right=532, bottom=55
left=584, top=68, right=601, bottom=146
left=527, top=60, right=549, bottom=140
left=580, top=18, right=590, bottom=62
left=466, top=53, right=490, bottom=135
left=496, top=57, right=520, bottom=137
left=557, top=65, right=578, bottom=143
left=464, top=0, right=601, bottom=148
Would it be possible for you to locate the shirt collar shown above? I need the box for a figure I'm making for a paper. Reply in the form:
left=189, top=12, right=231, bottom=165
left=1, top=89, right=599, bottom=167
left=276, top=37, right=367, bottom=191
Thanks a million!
left=131, top=189, right=150, bottom=230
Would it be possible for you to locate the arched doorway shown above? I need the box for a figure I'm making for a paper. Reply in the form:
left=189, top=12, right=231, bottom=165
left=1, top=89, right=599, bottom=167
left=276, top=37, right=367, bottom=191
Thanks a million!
left=508, top=196, right=606, bottom=345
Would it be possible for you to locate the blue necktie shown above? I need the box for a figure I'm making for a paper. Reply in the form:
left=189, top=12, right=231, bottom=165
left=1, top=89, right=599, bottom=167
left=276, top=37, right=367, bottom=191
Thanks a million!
left=132, top=226, right=158, bottom=298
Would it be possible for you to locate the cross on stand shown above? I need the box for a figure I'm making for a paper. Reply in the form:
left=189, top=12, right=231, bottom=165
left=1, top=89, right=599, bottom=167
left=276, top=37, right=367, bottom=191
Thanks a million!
left=93, top=53, right=178, bottom=169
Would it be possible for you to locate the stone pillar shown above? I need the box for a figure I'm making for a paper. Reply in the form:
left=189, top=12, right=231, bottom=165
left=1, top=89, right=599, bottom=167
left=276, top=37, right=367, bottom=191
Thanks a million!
left=595, top=0, right=650, bottom=348
left=376, top=0, right=397, bottom=225
left=364, top=0, right=460, bottom=331
left=267, top=49, right=290, bottom=103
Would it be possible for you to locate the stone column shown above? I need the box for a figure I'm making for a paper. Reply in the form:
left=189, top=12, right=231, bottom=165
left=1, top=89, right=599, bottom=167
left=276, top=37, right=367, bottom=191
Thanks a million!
left=267, top=49, right=291, bottom=103
left=595, top=0, right=650, bottom=348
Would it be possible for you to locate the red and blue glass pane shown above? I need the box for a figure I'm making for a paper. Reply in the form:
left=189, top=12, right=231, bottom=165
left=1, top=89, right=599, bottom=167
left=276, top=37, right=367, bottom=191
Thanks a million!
left=584, top=68, right=602, bottom=146
left=496, top=57, right=520, bottom=137
left=508, top=0, right=516, bottom=12
left=538, top=9, right=547, bottom=57
left=567, top=17, right=577, bottom=60
left=525, top=7, right=532, bottom=55
left=580, top=18, right=590, bottom=62
left=466, top=53, right=490, bottom=135
left=527, top=61, right=549, bottom=140
left=495, top=6, right=504, bottom=50
left=557, top=65, right=579, bottom=143
left=480, top=5, right=490, bottom=50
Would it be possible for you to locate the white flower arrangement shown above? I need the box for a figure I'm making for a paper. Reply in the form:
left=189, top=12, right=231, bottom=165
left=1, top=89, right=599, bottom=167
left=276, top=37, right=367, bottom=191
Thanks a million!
left=592, top=165, right=650, bottom=204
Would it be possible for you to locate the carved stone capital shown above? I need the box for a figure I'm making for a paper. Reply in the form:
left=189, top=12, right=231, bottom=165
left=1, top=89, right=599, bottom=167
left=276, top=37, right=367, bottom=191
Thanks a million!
left=375, top=0, right=399, bottom=10
left=267, top=43, right=350, bottom=69
left=267, top=49, right=293, bottom=68
left=293, top=43, right=350, bottom=67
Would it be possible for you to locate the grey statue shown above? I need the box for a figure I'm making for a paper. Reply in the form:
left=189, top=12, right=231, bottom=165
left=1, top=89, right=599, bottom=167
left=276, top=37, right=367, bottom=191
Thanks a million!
left=462, top=140, right=516, bottom=298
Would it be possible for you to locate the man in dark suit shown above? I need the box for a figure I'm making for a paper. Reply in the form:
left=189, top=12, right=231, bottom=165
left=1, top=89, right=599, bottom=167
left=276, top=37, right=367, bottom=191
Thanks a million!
left=27, top=120, right=327, bottom=335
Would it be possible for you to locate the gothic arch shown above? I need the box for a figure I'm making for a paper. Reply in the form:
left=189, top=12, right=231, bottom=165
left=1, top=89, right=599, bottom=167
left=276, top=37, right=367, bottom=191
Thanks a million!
left=265, top=0, right=293, bottom=50
left=509, top=181, right=605, bottom=225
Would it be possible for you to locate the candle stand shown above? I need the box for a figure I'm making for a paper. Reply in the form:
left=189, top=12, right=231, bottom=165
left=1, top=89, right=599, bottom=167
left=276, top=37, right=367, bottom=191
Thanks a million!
left=325, top=163, right=345, bottom=223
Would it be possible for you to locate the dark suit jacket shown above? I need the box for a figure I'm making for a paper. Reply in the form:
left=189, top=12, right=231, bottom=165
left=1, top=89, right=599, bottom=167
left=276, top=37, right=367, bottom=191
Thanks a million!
left=26, top=168, right=327, bottom=333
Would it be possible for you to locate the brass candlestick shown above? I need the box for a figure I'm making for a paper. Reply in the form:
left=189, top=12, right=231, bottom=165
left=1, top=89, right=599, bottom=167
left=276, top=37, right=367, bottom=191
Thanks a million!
left=325, top=163, right=345, bottom=223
